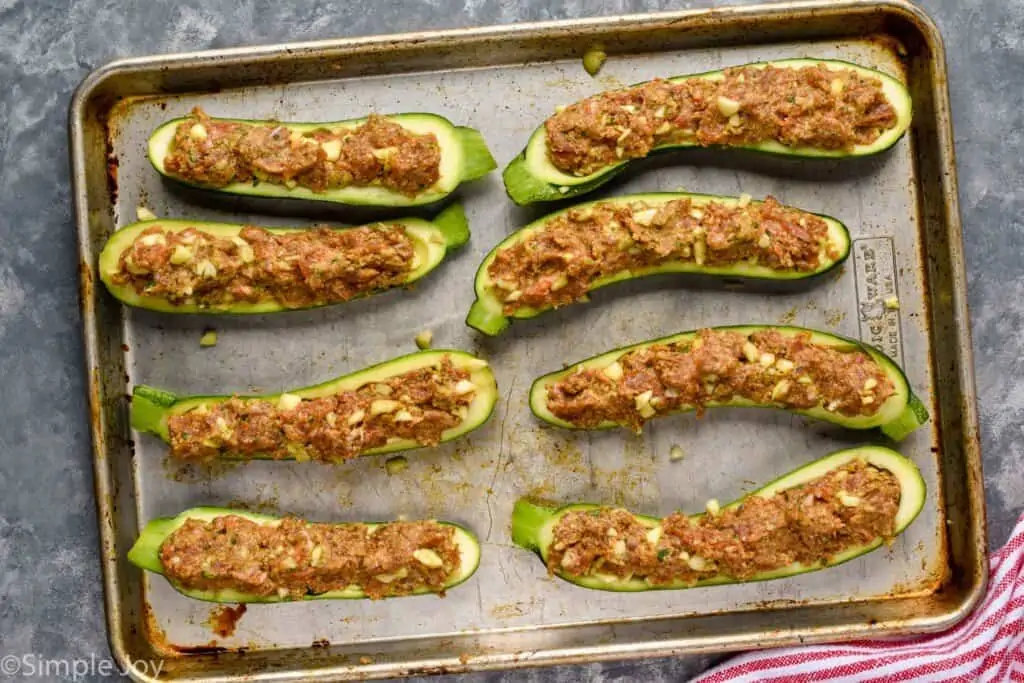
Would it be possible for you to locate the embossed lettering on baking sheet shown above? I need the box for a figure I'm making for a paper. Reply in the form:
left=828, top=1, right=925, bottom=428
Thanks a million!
left=853, top=237, right=903, bottom=366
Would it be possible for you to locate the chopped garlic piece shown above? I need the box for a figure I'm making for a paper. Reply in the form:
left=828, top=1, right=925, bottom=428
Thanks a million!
left=758, top=233, right=772, bottom=249
left=189, top=123, right=208, bottom=140
left=705, top=499, right=720, bottom=516
left=393, top=410, right=414, bottom=423
left=864, top=378, right=878, bottom=390
left=646, top=526, right=662, bottom=545
left=140, top=233, right=166, bottom=247
left=759, top=352, right=776, bottom=367
left=775, top=358, right=794, bottom=373
left=454, top=379, right=476, bottom=395
left=347, top=409, right=366, bottom=425
left=737, top=193, right=752, bottom=208
left=743, top=342, right=759, bottom=363
left=687, top=555, right=707, bottom=571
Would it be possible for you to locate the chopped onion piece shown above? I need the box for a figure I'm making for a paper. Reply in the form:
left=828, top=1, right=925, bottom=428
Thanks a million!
left=413, top=548, right=445, bottom=568
left=716, top=96, right=741, bottom=117
left=136, top=206, right=157, bottom=221
left=370, top=399, right=401, bottom=416
left=277, top=393, right=302, bottom=411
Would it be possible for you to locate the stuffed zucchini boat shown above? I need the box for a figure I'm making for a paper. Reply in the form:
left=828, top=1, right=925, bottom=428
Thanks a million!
left=149, top=107, right=496, bottom=207
left=98, top=204, right=469, bottom=314
left=504, top=58, right=913, bottom=204
left=530, top=325, right=928, bottom=441
left=511, top=445, right=924, bottom=591
left=467, top=192, right=849, bottom=335
left=133, top=350, right=498, bottom=463
left=129, top=507, right=481, bottom=602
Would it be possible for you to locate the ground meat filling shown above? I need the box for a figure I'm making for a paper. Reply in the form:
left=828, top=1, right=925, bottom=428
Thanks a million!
left=486, top=197, right=836, bottom=313
left=111, top=224, right=417, bottom=308
left=164, top=108, right=442, bottom=196
left=548, top=459, right=901, bottom=584
left=167, top=358, right=476, bottom=462
left=546, top=329, right=895, bottom=430
left=546, top=64, right=899, bottom=176
left=160, top=515, right=461, bottom=600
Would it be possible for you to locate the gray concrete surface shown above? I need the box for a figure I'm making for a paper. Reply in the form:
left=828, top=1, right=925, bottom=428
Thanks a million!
left=0, top=0, right=1019, bottom=680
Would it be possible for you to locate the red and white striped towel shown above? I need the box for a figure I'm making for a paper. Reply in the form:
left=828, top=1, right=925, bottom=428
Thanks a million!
left=692, top=513, right=1024, bottom=683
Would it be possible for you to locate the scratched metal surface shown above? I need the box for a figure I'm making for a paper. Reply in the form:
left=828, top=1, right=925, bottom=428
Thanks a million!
left=104, top=34, right=944, bottom=654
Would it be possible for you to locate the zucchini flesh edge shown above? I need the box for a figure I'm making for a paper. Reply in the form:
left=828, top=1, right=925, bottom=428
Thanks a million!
left=511, top=445, right=925, bottom=591
left=503, top=58, right=913, bottom=205
left=128, top=507, right=481, bottom=602
left=98, top=204, right=469, bottom=315
left=529, top=325, right=928, bottom=440
left=131, top=349, right=498, bottom=459
left=466, top=193, right=851, bottom=336
left=149, top=113, right=496, bottom=207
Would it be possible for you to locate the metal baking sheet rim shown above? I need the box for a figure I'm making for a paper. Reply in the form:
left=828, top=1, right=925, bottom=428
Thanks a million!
left=68, top=0, right=987, bottom=679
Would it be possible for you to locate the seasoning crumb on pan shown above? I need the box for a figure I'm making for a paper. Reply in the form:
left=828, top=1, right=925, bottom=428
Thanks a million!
left=199, top=329, right=218, bottom=347
left=669, top=445, right=684, bottom=461
left=885, top=296, right=900, bottom=310
left=136, top=205, right=157, bottom=221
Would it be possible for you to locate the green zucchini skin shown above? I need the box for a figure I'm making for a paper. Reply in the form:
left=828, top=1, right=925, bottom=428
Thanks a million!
left=503, top=58, right=913, bottom=205
left=98, top=204, right=470, bottom=315
left=511, top=445, right=925, bottom=592
left=128, top=507, right=481, bottom=603
left=466, top=192, right=851, bottom=336
left=529, top=325, right=928, bottom=441
left=132, top=349, right=498, bottom=460
left=148, top=113, right=496, bottom=208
